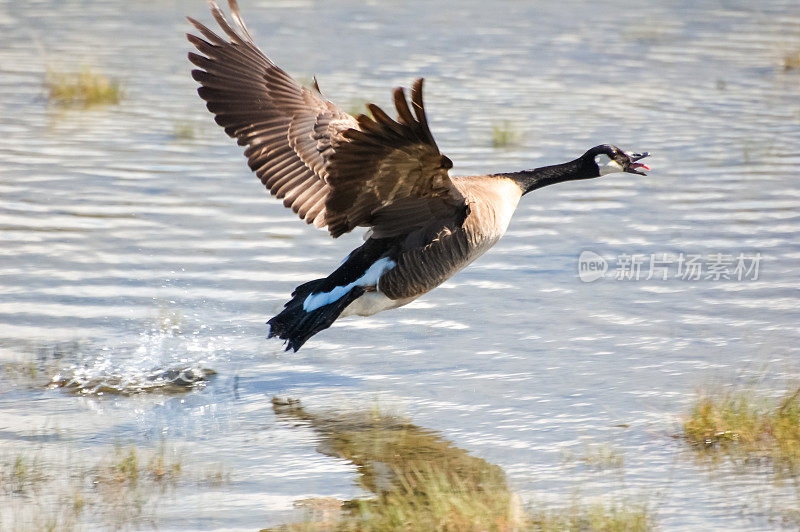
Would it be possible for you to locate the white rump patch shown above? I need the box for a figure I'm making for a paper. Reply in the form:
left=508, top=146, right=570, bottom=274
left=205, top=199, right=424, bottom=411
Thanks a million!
left=594, top=154, right=624, bottom=176
left=303, top=257, right=396, bottom=312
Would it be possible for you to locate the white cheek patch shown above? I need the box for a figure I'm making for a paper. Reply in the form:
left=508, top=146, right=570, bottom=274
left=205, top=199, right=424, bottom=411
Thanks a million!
left=595, top=154, right=624, bottom=176
left=303, top=257, right=396, bottom=312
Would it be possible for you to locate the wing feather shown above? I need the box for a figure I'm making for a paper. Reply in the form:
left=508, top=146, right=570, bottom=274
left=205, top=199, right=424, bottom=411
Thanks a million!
left=325, top=79, right=463, bottom=237
left=187, top=1, right=356, bottom=229
left=188, top=1, right=465, bottom=239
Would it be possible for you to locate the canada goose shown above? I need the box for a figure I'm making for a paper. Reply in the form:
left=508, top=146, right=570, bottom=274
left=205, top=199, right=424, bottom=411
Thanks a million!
left=187, top=1, right=650, bottom=351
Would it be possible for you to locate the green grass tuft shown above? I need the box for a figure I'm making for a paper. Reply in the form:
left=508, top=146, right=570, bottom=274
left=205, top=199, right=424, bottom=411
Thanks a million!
left=45, top=67, right=123, bottom=107
left=491, top=121, right=522, bottom=148
left=95, top=444, right=183, bottom=488
left=683, top=385, right=800, bottom=474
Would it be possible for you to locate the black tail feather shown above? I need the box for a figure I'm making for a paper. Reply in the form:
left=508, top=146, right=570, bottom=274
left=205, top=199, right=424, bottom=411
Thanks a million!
left=267, top=237, right=399, bottom=351
left=268, top=280, right=366, bottom=352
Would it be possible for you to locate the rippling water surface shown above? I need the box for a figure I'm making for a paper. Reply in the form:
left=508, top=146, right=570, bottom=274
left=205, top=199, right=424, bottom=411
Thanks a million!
left=1, top=0, right=800, bottom=529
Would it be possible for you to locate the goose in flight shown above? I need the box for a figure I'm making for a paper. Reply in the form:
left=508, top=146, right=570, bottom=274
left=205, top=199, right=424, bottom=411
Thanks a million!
left=187, top=0, right=650, bottom=351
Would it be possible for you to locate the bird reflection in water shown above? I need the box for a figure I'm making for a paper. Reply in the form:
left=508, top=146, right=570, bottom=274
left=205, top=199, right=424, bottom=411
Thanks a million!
left=264, top=397, right=520, bottom=531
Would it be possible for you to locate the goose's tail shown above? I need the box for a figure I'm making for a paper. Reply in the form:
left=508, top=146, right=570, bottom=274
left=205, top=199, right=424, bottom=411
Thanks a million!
left=267, top=279, right=366, bottom=352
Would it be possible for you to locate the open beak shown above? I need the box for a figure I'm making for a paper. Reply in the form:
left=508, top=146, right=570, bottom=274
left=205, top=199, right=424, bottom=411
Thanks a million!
left=624, top=152, right=650, bottom=176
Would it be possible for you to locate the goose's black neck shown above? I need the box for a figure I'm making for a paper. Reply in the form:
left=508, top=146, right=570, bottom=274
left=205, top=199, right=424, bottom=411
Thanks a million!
left=501, top=155, right=598, bottom=195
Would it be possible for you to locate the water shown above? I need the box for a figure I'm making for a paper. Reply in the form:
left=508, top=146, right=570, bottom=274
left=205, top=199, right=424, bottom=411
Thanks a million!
left=1, top=0, right=800, bottom=529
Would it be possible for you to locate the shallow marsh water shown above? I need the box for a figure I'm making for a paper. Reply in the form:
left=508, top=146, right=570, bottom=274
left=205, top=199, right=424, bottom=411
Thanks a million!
left=1, top=0, right=800, bottom=529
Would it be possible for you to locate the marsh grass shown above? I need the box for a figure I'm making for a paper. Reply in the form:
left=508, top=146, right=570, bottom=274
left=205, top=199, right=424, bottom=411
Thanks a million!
left=348, top=461, right=520, bottom=531
left=95, top=445, right=181, bottom=486
left=266, top=398, right=654, bottom=532
left=528, top=499, right=652, bottom=532
left=267, top=464, right=521, bottom=531
left=0, top=442, right=210, bottom=531
left=1, top=451, right=84, bottom=532
left=684, top=385, right=800, bottom=475
left=265, top=398, right=521, bottom=531
left=1, top=454, right=46, bottom=495
left=491, top=121, right=522, bottom=148
left=45, top=67, right=123, bottom=107
left=89, top=444, right=183, bottom=528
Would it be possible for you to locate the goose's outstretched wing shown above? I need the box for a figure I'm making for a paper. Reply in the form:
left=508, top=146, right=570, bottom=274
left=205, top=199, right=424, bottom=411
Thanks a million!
left=187, top=0, right=465, bottom=238
left=187, top=0, right=353, bottom=228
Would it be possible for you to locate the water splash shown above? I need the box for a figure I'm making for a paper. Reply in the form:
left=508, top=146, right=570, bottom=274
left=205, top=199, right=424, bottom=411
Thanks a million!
left=50, top=364, right=216, bottom=396
left=46, top=313, right=224, bottom=396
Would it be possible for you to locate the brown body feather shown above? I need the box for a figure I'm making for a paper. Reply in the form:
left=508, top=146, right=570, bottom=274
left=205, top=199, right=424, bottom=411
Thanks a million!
left=379, top=177, right=522, bottom=299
